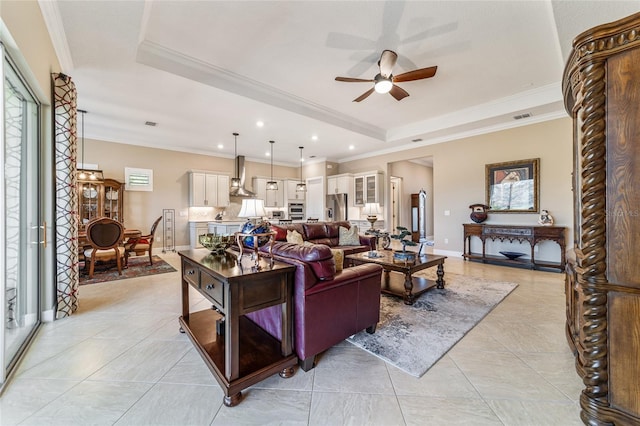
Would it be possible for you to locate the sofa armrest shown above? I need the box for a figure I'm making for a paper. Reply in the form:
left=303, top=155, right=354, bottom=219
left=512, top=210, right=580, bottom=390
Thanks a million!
left=305, top=263, right=382, bottom=296
left=359, top=234, right=377, bottom=251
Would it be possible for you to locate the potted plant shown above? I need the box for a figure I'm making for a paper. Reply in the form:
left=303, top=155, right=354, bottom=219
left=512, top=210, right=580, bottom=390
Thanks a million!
left=390, top=226, right=417, bottom=260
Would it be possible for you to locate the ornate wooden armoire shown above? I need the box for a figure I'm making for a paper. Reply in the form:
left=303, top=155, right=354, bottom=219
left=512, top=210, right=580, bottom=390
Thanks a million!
left=563, top=12, right=640, bottom=425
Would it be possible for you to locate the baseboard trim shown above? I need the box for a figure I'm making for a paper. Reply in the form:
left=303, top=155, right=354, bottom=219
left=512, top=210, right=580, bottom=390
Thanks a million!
left=433, top=249, right=463, bottom=258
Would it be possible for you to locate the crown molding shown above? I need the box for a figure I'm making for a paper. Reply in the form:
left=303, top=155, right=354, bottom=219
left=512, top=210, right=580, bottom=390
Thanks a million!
left=136, top=39, right=386, bottom=141
left=38, top=0, right=74, bottom=72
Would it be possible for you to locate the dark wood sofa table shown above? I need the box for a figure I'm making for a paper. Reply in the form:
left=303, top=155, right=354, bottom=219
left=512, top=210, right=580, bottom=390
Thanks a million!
left=347, top=251, right=446, bottom=305
left=178, top=249, right=297, bottom=407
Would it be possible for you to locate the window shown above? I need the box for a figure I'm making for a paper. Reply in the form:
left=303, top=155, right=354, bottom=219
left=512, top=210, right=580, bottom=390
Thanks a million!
left=125, top=167, right=153, bottom=191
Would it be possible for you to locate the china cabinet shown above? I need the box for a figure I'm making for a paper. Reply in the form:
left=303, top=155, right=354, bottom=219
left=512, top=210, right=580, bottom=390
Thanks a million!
left=77, top=178, right=123, bottom=231
left=563, top=11, right=640, bottom=425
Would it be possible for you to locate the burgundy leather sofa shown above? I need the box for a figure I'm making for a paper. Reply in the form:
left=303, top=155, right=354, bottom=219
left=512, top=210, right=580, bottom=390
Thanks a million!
left=270, top=221, right=376, bottom=256
left=249, top=241, right=383, bottom=371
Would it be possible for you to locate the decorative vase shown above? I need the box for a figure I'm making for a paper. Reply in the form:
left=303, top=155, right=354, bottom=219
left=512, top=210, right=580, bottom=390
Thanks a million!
left=393, top=250, right=416, bottom=261
left=469, top=204, right=490, bottom=223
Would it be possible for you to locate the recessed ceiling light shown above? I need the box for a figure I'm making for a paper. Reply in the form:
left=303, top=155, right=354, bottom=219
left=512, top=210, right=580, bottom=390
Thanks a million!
left=256, top=120, right=264, bottom=127
left=217, top=144, right=224, bottom=149
left=349, top=145, right=355, bottom=150
left=145, top=121, right=157, bottom=127
left=265, top=151, right=270, bottom=156
left=311, top=135, right=318, bottom=141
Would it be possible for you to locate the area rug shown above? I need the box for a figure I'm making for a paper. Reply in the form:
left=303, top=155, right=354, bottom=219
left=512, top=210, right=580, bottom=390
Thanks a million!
left=79, top=255, right=177, bottom=285
left=348, top=272, right=518, bottom=377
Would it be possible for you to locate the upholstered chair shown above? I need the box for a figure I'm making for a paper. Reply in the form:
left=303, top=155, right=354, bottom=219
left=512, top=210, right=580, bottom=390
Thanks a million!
left=124, top=216, right=162, bottom=266
left=84, top=217, right=126, bottom=278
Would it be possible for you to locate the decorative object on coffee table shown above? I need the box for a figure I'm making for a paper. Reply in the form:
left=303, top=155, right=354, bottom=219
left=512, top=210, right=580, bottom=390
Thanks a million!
left=391, top=226, right=417, bottom=261
left=365, top=229, right=391, bottom=250
left=469, top=203, right=490, bottom=223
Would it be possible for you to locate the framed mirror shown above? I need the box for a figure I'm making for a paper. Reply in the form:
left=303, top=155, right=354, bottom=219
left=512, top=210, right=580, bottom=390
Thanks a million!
left=485, top=158, right=539, bottom=213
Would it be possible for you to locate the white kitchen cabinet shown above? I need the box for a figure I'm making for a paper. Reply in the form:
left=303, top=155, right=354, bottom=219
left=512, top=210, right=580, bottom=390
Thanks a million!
left=216, top=175, right=230, bottom=207
left=353, top=172, right=384, bottom=206
left=189, top=172, right=230, bottom=207
left=189, top=221, right=210, bottom=248
left=286, top=179, right=306, bottom=201
left=252, top=177, right=285, bottom=207
left=208, top=222, right=243, bottom=236
left=327, top=174, right=353, bottom=195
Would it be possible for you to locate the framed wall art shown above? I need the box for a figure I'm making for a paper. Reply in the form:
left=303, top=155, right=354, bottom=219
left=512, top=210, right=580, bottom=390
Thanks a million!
left=485, top=158, right=539, bottom=213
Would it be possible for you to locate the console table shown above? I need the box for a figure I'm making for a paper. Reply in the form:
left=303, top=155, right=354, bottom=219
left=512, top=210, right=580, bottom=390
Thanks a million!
left=178, top=249, right=297, bottom=406
left=462, top=223, right=566, bottom=271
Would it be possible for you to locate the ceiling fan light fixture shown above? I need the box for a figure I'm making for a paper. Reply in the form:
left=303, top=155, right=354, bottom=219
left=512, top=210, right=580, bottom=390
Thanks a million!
left=374, top=74, right=393, bottom=94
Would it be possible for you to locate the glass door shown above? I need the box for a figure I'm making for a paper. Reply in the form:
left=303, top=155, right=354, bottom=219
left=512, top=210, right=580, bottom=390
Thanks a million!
left=1, top=49, right=43, bottom=387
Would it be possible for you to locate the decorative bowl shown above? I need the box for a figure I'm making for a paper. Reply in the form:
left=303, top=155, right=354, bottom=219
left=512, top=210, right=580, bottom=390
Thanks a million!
left=499, top=251, right=526, bottom=260
left=199, top=234, right=233, bottom=254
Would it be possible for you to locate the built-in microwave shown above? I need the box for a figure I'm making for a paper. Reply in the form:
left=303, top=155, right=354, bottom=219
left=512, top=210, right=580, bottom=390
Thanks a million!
left=288, top=203, right=305, bottom=220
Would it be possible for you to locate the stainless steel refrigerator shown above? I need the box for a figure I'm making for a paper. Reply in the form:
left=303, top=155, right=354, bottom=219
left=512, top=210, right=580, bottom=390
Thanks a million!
left=326, top=193, right=348, bottom=221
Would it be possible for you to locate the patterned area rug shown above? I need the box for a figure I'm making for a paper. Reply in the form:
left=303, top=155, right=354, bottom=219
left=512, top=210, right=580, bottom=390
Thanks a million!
left=79, top=255, right=177, bottom=285
left=348, top=271, right=518, bottom=377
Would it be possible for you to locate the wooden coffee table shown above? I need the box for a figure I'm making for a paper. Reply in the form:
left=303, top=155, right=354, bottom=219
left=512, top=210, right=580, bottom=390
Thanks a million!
left=347, top=250, right=446, bottom=305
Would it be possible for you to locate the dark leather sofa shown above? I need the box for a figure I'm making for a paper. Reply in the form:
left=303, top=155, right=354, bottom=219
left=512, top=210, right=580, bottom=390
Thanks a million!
left=270, top=220, right=376, bottom=255
left=249, top=241, right=383, bottom=371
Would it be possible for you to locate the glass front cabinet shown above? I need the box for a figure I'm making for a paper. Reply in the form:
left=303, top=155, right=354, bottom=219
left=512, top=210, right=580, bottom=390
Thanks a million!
left=78, top=178, right=124, bottom=230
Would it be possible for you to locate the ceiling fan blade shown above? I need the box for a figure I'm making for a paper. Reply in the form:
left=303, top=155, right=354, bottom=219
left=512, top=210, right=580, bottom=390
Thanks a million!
left=378, top=50, right=398, bottom=78
left=389, top=84, right=409, bottom=101
left=393, top=66, right=438, bottom=83
left=353, top=87, right=375, bottom=102
left=335, top=77, right=374, bottom=83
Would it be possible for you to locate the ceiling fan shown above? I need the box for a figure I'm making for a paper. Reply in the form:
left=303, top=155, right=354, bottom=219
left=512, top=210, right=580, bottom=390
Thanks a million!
left=335, top=49, right=437, bottom=102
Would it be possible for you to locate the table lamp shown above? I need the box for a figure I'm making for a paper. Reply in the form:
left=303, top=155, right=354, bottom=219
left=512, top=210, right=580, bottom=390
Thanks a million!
left=362, top=202, right=381, bottom=230
left=238, top=198, right=267, bottom=224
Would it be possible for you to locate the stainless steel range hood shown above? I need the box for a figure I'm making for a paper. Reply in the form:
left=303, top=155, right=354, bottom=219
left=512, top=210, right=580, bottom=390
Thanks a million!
left=229, top=155, right=256, bottom=197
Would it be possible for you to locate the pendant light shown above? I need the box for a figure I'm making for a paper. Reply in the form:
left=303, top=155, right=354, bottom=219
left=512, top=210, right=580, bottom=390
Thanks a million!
left=76, top=110, right=104, bottom=182
left=296, top=146, right=306, bottom=192
left=77, top=109, right=87, bottom=180
left=266, top=140, right=278, bottom=190
left=231, top=132, right=241, bottom=188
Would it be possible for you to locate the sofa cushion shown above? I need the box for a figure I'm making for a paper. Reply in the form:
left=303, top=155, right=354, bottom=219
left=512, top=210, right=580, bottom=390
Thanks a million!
left=287, top=229, right=304, bottom=244
left=271, top=225, right=287, bottom=241
left=303, top=223, right=327, bottom=240
left=339, top=225, right=360, bottom=245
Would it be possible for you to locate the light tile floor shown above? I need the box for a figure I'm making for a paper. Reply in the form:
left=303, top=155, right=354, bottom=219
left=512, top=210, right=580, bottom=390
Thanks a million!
left=0, top=252, right=583, bottom=425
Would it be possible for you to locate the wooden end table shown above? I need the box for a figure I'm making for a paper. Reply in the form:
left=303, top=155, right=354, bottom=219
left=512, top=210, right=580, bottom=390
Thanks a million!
left=346, top=250, right=447, bottom=305
left=178, top=249, right=297, bottom=406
